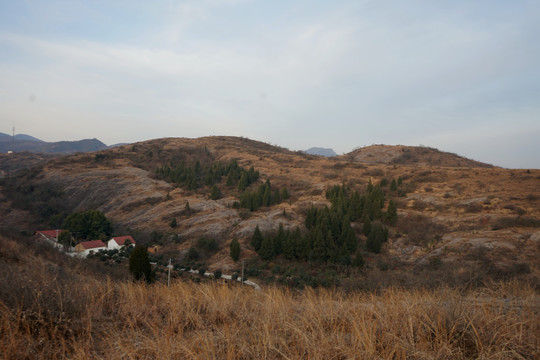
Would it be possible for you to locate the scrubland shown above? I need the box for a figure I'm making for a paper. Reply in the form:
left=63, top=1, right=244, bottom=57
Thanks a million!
left=1, top=235, right=538, bottom=359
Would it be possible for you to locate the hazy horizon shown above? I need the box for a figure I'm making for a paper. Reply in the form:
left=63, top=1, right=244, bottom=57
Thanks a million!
left=1, top=1, right=539, bottom=168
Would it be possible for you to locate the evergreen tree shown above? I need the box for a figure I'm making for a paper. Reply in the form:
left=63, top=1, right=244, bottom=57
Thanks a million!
left=238, top=172, right=248, bottom=191
left=273, top=224, right=285, bottom=255
left=352, top=251, right=365, bottom=267
left=343, top=225, right=358, bottom=253
left=310, top=228, right=327, bottom=262
left=282, top=231, right=295, bottom=259
left=169, top=217, right=177, bottom=228
left=281, top=187, right=290, bottom=200
left=262, top=186, right=271, bottom=207
left=390, top=179, right=397, bottom=191
left=230, top=238, right=240, bottom=261
left=258, top=236, right=274, bottom=260
left=185, top=201, right=191, bottom=215
left=273, top=188, right=281, bottom=204
left=366, top=223, right=387, bottom=254
left=251, top=225, right=263, bottom=251
left=386, top=199, right=398, bottom=225
left=362, top=216, right=372, bottom=236
left=129, top=246, right=154, bottom=283
left=210, top=185, right=221, bottom=200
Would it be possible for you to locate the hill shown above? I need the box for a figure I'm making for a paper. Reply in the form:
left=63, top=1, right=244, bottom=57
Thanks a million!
left=0, top=134, right=108, bottom=154
left=344, top=144, right=494, bottom=168
left=0, top=136, right=538, bottom=290
left=304, top=147, right=337, bottom=157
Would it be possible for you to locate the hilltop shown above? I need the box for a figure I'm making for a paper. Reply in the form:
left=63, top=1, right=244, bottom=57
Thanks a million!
left=0, top=136, right=538, bottom=289
left=344, top=144, right=494, bottom=168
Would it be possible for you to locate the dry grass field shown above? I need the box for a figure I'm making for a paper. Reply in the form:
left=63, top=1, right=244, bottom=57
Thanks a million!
left=1, top=235, right=539, bottom=359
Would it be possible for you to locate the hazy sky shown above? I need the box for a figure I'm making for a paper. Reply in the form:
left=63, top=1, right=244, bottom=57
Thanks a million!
left=1, top=0, right=539, bottom=168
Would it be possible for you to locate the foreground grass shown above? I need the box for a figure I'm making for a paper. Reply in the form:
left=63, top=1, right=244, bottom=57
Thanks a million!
left=1, top=236, right=539, bottom=359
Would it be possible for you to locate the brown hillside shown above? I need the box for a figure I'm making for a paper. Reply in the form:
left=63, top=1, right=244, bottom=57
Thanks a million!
left=344, top=144, right=494, bottom=167
left=0, top=136, right=538, bottom=286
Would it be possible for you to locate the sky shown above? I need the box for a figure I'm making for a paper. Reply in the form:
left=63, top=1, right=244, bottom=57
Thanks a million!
left=0, top=0, right=539, bottom=168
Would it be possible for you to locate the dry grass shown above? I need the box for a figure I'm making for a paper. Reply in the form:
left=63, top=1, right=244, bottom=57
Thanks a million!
left=1, top=237, right=539, bottom=359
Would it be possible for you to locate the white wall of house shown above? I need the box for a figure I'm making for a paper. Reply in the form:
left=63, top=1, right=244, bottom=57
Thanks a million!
left=108, top=239, right=122, bottom=250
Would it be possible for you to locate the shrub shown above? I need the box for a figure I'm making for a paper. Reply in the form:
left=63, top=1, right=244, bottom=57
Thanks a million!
left=197, top=238, right=218, bottom=253
left=129, top=246, right=154, bottom=283
left=185, top=247, right=199, bottom=261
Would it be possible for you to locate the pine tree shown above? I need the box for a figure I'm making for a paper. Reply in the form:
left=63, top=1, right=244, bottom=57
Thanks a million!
left=273, top=224, right=285, bottom=255
left=251, top=225, right=263, bottom=251
left=259, top=236, right=274, bottom=260
left=281, top=187, right=290, bottom=200
left=210, top=185, right=221, bottom=200
left=282, top=231, right=295, bottom=259
left=362, top=216, right=372, bottom=236
left=230, top=238, right=240, bottom=261
left=238, top=172, right=248, bottom=191
left=386, top=199, right=397, bottom=225
left=311, top=228, right=327, bottom=262
left=367, top=223, right=386, bottom=253
left=185, top=201, right=191, bottom=215
left=343, top=225, right=358, bottom=253
left=390, top=179, right=397, bottom=191
left=169, top=217, right=177, bottom=228
left=129, top=246, right=154, bottom=283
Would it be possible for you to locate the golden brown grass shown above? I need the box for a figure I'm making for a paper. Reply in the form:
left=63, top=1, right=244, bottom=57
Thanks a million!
left=1, top=267, right=538, bottom=359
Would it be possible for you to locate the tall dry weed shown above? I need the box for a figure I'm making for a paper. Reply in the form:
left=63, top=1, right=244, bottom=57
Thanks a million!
left=1, top=235, right=539, bottom=359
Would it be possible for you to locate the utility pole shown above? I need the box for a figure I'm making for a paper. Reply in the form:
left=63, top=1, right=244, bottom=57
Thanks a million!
left=241, top=260, right=244, bottom=286
left=167, top=258, right=172, bottom=287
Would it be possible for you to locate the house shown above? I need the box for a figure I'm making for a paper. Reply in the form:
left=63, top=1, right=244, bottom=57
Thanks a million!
left=108, top=236, right=135, bottom=250
left=74, top=240, right=107, bottom=256
left=35, top=229, right=66, bottom=249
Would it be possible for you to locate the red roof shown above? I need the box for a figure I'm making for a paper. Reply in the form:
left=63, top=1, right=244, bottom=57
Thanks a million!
left=111, top=236, right=135, bottom=246
left=79, top=240, right=106, bottom=250
left=36, top=230, right=65, bottom=239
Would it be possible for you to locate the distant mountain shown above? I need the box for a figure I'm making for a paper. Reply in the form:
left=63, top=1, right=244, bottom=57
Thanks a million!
left=0, top=135, right=107, bottom=154
left=16, top=134, right=44, bottom=142
left=0, top=133, right=43, bottom=142
left=304, top=147, right=337, bottom=157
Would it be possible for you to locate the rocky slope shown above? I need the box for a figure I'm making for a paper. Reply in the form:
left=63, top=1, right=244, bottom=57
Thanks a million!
left=0, top=136, right=538, bottom=283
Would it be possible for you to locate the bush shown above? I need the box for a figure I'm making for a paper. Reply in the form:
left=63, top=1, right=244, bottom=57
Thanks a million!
left=196, top=238, right=218, bottom=253
left=185, top=247, right=199, bottom=261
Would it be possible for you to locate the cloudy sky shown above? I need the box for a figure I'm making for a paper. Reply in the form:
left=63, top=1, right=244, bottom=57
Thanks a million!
left=1, top=0, right=539, bottom=168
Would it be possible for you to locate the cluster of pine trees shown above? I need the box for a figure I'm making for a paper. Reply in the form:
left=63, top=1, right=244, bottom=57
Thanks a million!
left=250, top=181, right=399, bottom=265
left=155, top=159, right=259, bottom=191
left=235, top=179, right=290, bottom=211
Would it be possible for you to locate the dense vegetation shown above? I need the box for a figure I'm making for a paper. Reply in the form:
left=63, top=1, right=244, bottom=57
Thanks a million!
left=0, top=166, right=68, bottom=227
left=235, top=179, right=289, bottom=211
left=155, top=159, right=259, bottom=191
left=251, top=182, right=396, bottom=266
